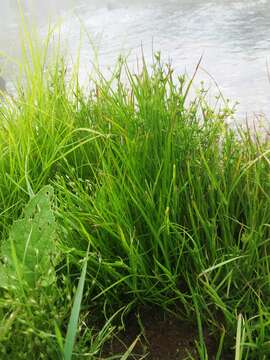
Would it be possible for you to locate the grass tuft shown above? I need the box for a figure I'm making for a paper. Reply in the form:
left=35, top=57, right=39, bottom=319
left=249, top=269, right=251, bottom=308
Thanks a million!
left=0, top=27, right=270, bottom=359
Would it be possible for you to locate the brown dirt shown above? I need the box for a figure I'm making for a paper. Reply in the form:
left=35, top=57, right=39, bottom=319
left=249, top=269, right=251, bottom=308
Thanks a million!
left=103, top=307, right=234, bottom=359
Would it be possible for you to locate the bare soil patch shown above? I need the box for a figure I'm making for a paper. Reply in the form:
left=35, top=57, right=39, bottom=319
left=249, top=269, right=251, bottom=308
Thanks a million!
left=104, top=307, right=234, bottom=359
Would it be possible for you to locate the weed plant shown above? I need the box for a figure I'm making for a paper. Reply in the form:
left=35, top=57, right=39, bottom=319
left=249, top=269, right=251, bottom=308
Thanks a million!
left=0, top=30, right=270, bottom=359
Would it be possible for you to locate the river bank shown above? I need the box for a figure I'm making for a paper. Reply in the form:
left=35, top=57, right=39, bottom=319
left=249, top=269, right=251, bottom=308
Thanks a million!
left=1, top=34, right=270, bottom=359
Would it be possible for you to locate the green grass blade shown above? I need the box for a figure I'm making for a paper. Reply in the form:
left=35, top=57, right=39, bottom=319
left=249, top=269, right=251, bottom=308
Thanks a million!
left=64, top=250, right=88, bottom=360
left=120, top=336, right=140, bottom=360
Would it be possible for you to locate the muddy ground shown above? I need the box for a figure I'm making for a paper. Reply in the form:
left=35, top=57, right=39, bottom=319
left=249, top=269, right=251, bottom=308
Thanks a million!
left=103, top=307, right=234, bottom=359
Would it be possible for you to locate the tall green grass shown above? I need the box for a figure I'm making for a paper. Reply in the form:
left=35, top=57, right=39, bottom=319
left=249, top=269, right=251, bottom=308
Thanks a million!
left=1, top=28, right=270, bottom=359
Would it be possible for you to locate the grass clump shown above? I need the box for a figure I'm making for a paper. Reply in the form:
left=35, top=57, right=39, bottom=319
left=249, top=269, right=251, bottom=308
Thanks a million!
left=1, top=31, right=270, bottom=359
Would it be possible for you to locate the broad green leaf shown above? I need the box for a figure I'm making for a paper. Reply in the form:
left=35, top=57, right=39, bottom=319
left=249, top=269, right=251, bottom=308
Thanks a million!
left=0, top=185, right=56, bottom=289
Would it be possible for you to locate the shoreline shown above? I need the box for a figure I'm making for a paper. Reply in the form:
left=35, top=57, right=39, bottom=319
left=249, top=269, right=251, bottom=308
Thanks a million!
left=0, top=39, right=270, bottom=359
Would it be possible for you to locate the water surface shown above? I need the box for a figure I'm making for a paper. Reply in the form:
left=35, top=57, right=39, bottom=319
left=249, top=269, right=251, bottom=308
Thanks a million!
left=1, top=0, right=270, bottom=118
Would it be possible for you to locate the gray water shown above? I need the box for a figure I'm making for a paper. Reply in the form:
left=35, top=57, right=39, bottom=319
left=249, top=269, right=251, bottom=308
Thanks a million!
left=1, top=0, right=270, bottom=118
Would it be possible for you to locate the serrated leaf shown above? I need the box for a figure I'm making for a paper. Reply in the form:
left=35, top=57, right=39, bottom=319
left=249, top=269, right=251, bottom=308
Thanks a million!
left=0, top=185, right=56, bottom=289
